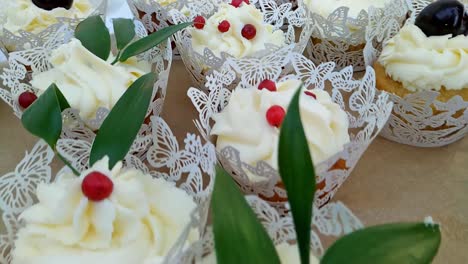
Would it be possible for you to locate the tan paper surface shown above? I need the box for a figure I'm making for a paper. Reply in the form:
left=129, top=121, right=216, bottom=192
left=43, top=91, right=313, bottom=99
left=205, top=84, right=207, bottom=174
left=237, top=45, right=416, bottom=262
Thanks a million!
left=0, top=61, right=466, bottom=263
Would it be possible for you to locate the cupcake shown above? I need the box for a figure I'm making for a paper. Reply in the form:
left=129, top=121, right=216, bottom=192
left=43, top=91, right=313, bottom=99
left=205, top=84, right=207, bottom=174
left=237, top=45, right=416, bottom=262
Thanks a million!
left=189, top=49, right=392, bottom=208
left=374, top=0, right=468, bottom=146
left=303, top=0, right=409, bottom=70
left=0, top=0, right=105, bottom=51
left=174, top=0, right=311, bottom=88
left=11, top=156, right=198, bottom=264
left=0, top=18, right=173, bottom=131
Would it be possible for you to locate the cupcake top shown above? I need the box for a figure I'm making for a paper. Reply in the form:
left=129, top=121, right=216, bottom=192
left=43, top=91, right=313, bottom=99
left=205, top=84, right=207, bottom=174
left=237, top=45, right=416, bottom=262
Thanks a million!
left=379, top=23, right=468, bottom=92
left=202, top=242, right=320, bottom=264
left=13, top=156, right=198, bottom=264
left=211, top=79, right=350, bottom=181
left=0, top=0, right=93, bottom=34
left=30, top=38, right=151, bottom=120
left=189, top=2, right=286, bottom=58
left=304, top=0, right=392, bottom=18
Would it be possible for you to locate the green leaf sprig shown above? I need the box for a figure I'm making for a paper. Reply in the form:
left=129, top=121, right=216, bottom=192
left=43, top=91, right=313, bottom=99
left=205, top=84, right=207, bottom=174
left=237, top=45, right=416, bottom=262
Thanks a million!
left=212, top=85, right=441, bottom=263
left=74, top=16, right=191, bottom=65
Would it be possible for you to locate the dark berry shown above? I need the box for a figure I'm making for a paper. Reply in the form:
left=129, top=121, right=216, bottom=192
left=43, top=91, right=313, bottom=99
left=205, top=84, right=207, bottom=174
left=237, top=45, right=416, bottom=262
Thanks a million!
left=415, top=0, right=468, bottom=37
left=32, top=0, right=74, bottom=10
left=18, top=92, right=37, bottom=109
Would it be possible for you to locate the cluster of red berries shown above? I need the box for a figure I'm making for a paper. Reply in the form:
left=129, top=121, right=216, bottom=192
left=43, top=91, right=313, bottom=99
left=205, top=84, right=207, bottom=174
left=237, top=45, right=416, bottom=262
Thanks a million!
left=258, top=80, right=317, bottom=128
left=193, top=0, right=257, bottom=40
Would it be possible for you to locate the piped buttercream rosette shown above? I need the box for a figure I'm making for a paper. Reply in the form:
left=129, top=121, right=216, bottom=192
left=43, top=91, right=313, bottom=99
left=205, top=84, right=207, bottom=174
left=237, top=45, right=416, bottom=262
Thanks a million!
left=303, top=0, right=409, bottom=71
left=0, top=0, right=107, bottom=52
left=188, top=49, right=393, bottom=212
left=168, top=0, right=312, bottom=89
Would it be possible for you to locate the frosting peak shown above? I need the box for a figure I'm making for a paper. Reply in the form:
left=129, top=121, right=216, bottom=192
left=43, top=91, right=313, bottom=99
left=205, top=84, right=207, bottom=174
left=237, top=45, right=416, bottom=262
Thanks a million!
left=379, top=23, right=468, bottom=92
left=13, top=157, right=198, bottom=264
left=30, top=38, right=150, bottom=120
left=190, top=3, right=286, bottom=58
left=211, top=79, right=350, bottom=181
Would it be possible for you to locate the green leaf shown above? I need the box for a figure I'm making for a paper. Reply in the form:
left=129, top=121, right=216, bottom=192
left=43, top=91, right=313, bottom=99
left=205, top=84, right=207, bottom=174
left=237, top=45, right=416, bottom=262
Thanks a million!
left=212, top=165, right=281, bottom=264
left=75, top=15, right=111, bottom=60
left=113, top=18, right=136, bottom=50
left=89, top=72, right=157, bottom=168
left=21, top=84, right=70, bottom=149
left=321, top=223, right=441, bottom=264
left=119, top=22, right=192, bottom=62
left=278, top=85, right=316, bottom=264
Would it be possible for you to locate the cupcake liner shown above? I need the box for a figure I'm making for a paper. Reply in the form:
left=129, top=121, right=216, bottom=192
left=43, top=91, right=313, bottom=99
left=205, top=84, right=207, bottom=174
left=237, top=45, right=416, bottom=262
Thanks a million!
left=0, top=20, right=173, bottom=132
left=126, top=0, right=218, bottom=59
left=188, top=50, right=393, bottom=211
left=304, top=0, right=409, bottom=71
left=171, top=0, right=313, bottom=89
left=365, top=1, right=468, bottom=147
left=0, top=115, right=217, bottom=263
left=0, top=0, right=108, bottom=52
left=171, top=196, right=363, bottom=262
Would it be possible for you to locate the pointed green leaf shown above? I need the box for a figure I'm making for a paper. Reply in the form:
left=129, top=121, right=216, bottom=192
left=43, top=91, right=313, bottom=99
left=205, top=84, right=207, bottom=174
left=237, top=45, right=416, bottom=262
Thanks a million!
left=212, top=165, right=280, bottom=264
left=75, top=16, right=111, bottom=60
left=113, top=18, right=136, bottom=50
left=119, top=22, right=192, bottom=62
left=21, top=84, right=70, bottom=149
left=89, top=72, right=157, bottom=168
left=278, top=86, right=315, bottom=264
left=322, top=223, right=441, bottom=264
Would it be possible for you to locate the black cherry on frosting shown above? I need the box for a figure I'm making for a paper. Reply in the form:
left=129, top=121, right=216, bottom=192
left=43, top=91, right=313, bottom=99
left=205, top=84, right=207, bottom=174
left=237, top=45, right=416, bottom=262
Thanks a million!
left=415, top=0, right=468, bottom=37
left=32, top=0, right=74, bottom=10
left=82, top=171, right=114, bottom=202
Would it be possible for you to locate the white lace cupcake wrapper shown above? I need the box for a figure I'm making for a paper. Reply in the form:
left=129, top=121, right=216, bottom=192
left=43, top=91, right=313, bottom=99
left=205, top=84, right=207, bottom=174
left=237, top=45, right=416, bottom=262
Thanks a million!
left=154, top=0, right=313, bottom=89
left=304, top=0, right=410, bottom=72
left=188, top=48, right=393, bottom=212
left=364, top=0, right=468, bottom=147
left=0, top=0, right=108, bottom=52
left=0, top=113, right=217, bottom=263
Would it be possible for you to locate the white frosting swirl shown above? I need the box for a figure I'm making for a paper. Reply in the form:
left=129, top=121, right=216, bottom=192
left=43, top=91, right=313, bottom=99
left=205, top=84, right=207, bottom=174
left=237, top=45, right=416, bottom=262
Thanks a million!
left=202, top=243, right=320, bottom=264
left=190, top=3, right=286, bottom=58
left=12, top=156, right=198, bottom=264
left=211, top=79, right=350, bottom=181
left=0, top=0, right=93, bottom=34
left=304, top=0, right=391, bottom=18
left=379, top=24, right=468, bottom=92
left=30, top=38, right=151, bottom=120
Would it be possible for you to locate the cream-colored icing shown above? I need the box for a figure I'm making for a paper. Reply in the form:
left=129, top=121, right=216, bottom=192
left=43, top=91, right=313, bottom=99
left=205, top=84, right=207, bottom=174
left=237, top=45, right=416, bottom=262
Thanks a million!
left=304, top=0, right=391, bottom=18
left=0, top=0, right=93, bottom=34
left=30, top=38, right=151, bottom=121
left=379, top=23, right=468, bottom=92
left=190, top=3, right=285, bottom=58
left=202, top=243, right=320, bottom=264
left=211, top=79, right=350, bottom=181
left=12, top=156, right=198, bottom=264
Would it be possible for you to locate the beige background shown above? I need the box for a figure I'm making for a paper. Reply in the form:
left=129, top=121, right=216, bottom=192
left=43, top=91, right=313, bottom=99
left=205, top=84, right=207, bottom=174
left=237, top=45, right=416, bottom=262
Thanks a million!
left=0, top=61, right=467, bottom=263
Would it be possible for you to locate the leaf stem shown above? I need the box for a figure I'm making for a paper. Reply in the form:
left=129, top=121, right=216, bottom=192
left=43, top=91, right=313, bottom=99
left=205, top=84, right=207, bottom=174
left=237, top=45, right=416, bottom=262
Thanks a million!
left=111, top=50, right=122, bottom=65
left=56, top=151, right=80, bottom=176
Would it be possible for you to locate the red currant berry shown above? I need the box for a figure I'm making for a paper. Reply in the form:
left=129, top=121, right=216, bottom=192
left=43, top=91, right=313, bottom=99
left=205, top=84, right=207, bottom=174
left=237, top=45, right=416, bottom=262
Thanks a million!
left=193, top=16, right=206, bottom=29
left=82, top=172, right=114, bottom=202
left=243, top=0, right=250, bottom=4
left=266, top=105, right=286, bottom=127
left=18, top=92, right=37, bottom=109
left=304, top=91, right=317, bottom=99
left=241, top=24, right=257, bottom=40
left=218, top=20, right=231, bottom=33
left=230, top=0, right=243, bottom=7
left=258, top=79, right=277, bottom=92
